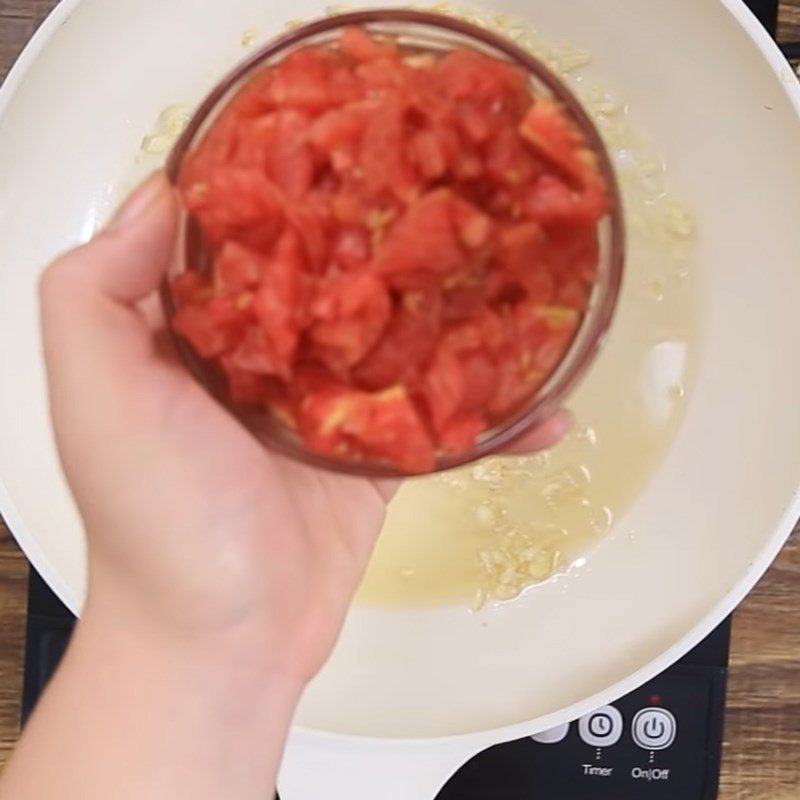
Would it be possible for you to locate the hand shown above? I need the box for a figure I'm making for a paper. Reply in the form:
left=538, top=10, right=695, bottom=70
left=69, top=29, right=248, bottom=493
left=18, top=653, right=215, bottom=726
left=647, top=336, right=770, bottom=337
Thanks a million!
left=3, top=172, right=571, bottom=800
left=39, top=172, right=570, bottom=686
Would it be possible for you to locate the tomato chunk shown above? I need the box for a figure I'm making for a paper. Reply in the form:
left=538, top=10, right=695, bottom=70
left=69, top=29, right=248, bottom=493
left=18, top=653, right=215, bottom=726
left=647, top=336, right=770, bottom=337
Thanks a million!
left=250, top=230, right=307, bottom=376
left=301, top=386, right=435, bottom=473
left=520, top=98, right=589, bottom=184
left=340, top=26, right=399, bottom=63
left=373, top=190, right=467, bottom=277
left=309, top=272, right=391, bottom=374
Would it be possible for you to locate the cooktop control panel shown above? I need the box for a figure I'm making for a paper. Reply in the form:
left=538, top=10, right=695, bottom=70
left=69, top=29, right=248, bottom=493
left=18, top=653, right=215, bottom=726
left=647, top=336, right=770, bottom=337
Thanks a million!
left=436, top=621, right=729, bottom=800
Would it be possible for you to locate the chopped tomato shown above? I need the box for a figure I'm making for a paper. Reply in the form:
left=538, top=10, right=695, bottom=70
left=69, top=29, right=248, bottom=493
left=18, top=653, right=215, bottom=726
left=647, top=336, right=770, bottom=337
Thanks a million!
left=227, top=326, right=283, bottom=375
left=183, top=167, right=285, bottom=250
left=300, top=386, right=435, bottom=473
left=519, top=98, right=589, bottom=184
left=309, top=105, right=369, bottom=170
left=284, top=200, right=333, bottom=272
left=179, top=108, right=240, bottom=188
left=359, top=93, right=415, bottom=199
left=224, top=364, right=275, bottom=405
left=460, top=352, right=499, bottom=412
left=421, top=345, right=465, bottom=432
left=488, top=352, right=545, bottom=417
left=172, top=296, right=248, bottom=358
left=251, top=230, right=307, bottom=376
left=309, top=272, right=391, bottom=373
left=374, top=190, right=467, bottom=276
left=229, top=69, right=276, bottom=118
left=171, top=271, right=208, bottom=306
left=556, top=278, right=591, bottom=310
left=340, top=26, right=399, bottom=63
left=267, top=110, right=317, bottom=198
left=532, top=306, right=581, bottom=373
left=332, top=225, right=370, bottom=270
left=216, top=241, right=266, bottom=292
left=354, top=286, right=442, bottom=391
left=449, top=195, right=492, bottom=250
left=169, top=26, right=611, bottom=473
left=496, top=222, right=545, bottom=273
left=542, top=223, right=601, bottom=282
left=440, top=413, right=488, bottom=453
left=408, top=129, right=448, bottom=181
left=268, top=47, right=358, bottom=111
left=436, top=49, right=527, bottom=110
left=521, top=173, right=607, bottom=228
left=485, top=126, right=540, bottom=188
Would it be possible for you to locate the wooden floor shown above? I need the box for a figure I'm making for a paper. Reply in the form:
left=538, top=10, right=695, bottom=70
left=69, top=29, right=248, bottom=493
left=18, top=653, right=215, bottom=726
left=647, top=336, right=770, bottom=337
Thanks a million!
left=1, top=1, right=800, bottom=797
left=0, top=526, right=26, bottom=769
left=782, top=1, right=800, bottom=39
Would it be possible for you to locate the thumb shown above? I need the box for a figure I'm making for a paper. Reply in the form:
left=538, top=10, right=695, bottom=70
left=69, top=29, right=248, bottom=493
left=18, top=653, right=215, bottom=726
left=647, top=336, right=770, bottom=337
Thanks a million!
left=41, top=172, right=179, bottom=307
left=500, top=409, right=573, bottom=456
left=40, top=173, right=180, bottom=399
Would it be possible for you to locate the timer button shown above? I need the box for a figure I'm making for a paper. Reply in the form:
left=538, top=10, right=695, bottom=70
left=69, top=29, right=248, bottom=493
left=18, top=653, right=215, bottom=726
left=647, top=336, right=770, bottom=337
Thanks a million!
left=578, top=706, right=623, bottom=747
left=632, top=708, right=677, bottom=751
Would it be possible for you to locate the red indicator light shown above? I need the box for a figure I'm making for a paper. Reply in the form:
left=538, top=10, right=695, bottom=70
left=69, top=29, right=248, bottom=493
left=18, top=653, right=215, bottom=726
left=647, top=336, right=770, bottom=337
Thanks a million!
left=649, top=694, right=662, bottom=705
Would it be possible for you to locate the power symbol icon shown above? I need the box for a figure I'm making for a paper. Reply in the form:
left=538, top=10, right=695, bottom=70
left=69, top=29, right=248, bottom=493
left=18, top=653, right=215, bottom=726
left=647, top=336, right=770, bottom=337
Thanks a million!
left=632, top=709, right=677, bottom=751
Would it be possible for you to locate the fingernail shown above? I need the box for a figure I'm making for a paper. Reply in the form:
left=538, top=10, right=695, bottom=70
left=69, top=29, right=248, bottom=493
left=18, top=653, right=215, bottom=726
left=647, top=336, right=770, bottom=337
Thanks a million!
left=555, top=408, right=575, bottom=432
left=108, top=173, right=166, bottom=231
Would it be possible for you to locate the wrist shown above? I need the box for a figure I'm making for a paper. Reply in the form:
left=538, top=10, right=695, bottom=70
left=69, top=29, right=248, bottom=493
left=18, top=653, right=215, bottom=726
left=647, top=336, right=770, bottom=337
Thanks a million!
left=61, top=597, right=304, bottom=800
left=84, top=548, right=314, bottom=684
left=79, top=576, right=308, bottom=704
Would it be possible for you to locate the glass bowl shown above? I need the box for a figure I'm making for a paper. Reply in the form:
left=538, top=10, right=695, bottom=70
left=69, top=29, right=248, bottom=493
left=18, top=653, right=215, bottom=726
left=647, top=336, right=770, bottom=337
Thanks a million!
left=162, top=8, right=625, bottom=477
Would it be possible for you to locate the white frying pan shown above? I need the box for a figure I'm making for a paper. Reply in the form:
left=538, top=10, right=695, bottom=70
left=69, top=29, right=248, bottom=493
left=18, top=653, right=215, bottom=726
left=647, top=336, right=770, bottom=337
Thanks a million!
left=1, top=0, right=800, bottom=797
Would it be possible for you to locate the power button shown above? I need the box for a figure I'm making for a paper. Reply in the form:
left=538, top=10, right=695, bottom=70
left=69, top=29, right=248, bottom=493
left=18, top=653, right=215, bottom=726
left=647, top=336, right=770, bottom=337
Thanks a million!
left=578, top=705, right=623, bottom=747
left=632, top=708, right=677, bottom=751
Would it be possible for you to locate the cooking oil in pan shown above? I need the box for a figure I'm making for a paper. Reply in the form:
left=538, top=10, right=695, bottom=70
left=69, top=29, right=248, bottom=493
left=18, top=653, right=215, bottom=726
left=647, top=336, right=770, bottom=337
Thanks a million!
left=358, top=53, right=700, bottom=607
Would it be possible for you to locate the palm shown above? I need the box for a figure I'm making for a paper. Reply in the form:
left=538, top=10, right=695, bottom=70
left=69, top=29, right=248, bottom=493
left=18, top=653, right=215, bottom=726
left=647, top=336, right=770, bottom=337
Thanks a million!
left=88, top=329, right=391, bottom=680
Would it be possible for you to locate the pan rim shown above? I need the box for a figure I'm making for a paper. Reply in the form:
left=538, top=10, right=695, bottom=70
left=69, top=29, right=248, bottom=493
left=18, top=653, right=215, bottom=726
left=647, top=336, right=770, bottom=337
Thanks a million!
left=0, top=0, right=798, bottom=748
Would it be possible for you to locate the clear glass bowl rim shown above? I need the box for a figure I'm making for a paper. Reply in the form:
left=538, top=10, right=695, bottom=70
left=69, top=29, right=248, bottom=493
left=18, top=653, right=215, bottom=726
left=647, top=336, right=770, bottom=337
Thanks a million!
left=161, top=7, right=626, bottom=478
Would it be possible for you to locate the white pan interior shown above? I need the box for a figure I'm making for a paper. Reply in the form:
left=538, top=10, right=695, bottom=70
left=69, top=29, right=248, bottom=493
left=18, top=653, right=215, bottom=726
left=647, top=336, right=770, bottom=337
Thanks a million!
left=1, top=0, right=800, bottom=758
